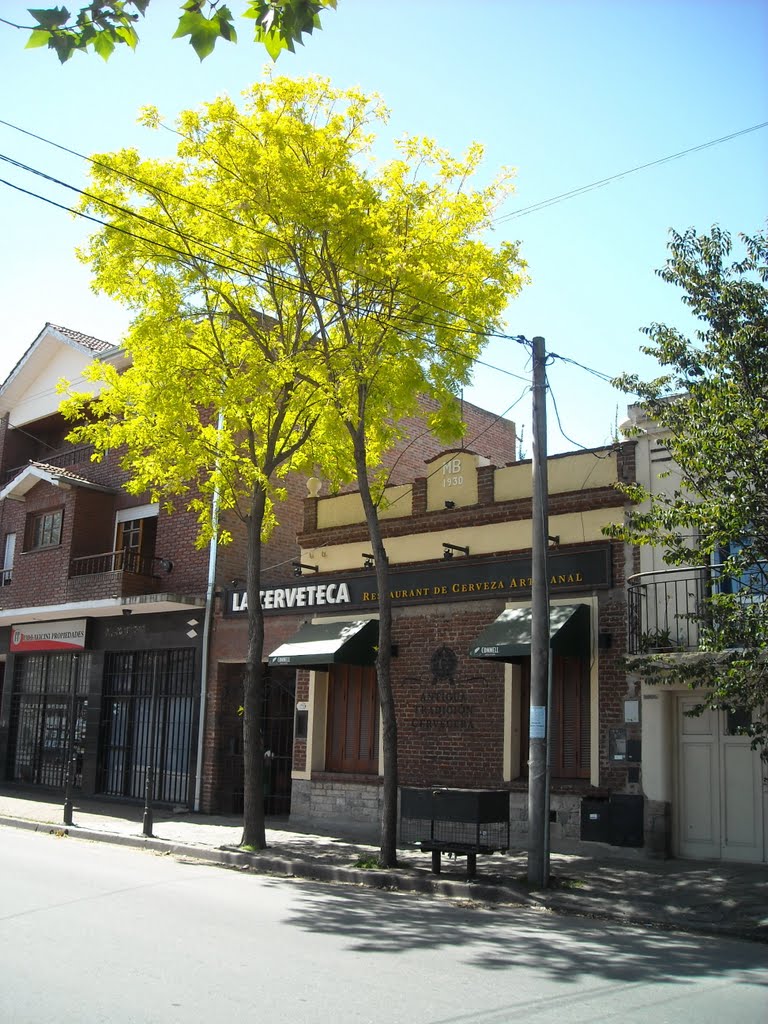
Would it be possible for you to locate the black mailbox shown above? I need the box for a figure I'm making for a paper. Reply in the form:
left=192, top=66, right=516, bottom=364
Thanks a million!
left=580, top=798, right=611, bottom=843
left=581, top=795, right=644, bottom=847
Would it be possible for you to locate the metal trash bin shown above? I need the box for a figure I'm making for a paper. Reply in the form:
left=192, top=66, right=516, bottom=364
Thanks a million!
left=400, top=787, right=510, bottom=877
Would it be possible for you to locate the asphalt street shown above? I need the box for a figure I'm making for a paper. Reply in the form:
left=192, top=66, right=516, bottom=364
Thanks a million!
left=1, top=827, right=765, bottom=1024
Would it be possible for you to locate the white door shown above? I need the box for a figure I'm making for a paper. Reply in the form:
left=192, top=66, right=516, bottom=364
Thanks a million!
left=677, top=697, right=766, bottom=862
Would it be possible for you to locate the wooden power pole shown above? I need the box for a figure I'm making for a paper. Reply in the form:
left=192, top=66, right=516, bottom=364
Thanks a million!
left=527, top=335, right=551, bottom=889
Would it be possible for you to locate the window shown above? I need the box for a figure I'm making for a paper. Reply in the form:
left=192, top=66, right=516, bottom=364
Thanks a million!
left=2, top=532, right=15, bottom=585
left=520, top=656, right=590, bottom=779
left=325, top=665, right=380, bottom=774
left=714, top=539, right=768, bottom=603
left=27, top=509, right=63, bottom=550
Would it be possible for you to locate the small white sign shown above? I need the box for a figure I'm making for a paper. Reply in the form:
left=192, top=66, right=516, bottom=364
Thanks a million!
left=296, top=701, right=309, bottom=712
left=624, top=699, right=640, bottom=723
left=530, top=705, right=546, bottom=738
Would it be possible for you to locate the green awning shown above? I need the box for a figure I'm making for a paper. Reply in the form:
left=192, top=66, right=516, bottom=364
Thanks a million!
left=267, top=618, right=378, bottom=668
left=468, top=604, right=590, bottom=661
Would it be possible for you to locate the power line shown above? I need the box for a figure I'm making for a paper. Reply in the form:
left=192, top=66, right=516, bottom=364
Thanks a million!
left=0, top=151, right=535, bottom=387
left=0, top=115, right=529, bottom=347
left=0, top=165, right=522, bottom=369
left=0, top=170, right=622, bottom=404
left=546, top=371, right=615, bottom=458
left=494, top=121, right=768, bottom=224
left=547, top=351, right=616, bottom=383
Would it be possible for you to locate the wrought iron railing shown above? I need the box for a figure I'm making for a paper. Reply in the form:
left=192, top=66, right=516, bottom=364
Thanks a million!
left=627, top=562, right=768, bottom=654
left=69, top=549, right=173, bottom=578
left=41, top=445, right=94, bottom=468
left=627, top=566, right=711, bottom=654
left=1, top=445, right=95, bottom=485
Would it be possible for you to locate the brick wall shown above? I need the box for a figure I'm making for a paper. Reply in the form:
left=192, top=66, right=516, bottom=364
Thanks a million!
left=393, top=600, right=507, bottom=787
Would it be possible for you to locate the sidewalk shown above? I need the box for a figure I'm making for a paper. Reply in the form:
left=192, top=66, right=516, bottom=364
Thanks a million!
left=1, top=788, right=766, bottom=943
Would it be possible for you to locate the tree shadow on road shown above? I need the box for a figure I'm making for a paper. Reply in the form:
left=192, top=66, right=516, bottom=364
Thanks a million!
left=266, top=875, right=768, bottom=989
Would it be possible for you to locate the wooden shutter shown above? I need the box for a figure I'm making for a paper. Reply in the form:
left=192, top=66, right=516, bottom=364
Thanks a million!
left=326, top=665, right=379, bottom=773
left=519, top=655, right=590, bottom=779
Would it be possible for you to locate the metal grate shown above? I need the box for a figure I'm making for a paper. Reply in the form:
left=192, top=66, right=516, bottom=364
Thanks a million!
left=97, top=649, right=196, bottom=806
left=400, top=788, right=510, bottom=853
left=7, top=653, right=89, bottom=788
left=400, top=817, right=510, bottom=852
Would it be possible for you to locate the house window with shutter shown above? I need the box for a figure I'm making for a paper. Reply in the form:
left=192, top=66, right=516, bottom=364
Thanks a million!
left=325, top=664, right=380, bottom=774
left=520, top=655, right=590, bottom=779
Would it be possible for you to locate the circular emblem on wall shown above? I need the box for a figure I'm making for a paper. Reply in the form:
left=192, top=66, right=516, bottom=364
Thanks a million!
left=430, top=645, right=458, bottom=682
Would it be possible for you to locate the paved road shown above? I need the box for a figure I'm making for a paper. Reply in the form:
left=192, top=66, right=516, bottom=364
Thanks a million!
left=0, top=827, right=765, bottom=1024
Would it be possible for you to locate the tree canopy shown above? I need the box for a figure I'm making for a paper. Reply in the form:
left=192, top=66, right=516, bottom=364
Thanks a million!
left=60, top=74, right=526, bottom=851
left=610, top=224, right=768, bottom=751
left=3, top=1, right=336, bottom=62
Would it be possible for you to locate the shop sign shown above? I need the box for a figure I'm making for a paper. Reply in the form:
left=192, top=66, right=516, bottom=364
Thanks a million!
left=225, top=546, right=611, bottom=617
left=11, top=618, right=88, bottom=652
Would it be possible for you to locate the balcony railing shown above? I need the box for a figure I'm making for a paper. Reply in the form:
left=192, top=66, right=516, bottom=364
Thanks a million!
left=627, top=566, right=711, bottom=654
left=628, top=560, right=768, bottom=654
left=2, top=445, right=95, bottom=485
left=70, top=549, right=173, bottom=579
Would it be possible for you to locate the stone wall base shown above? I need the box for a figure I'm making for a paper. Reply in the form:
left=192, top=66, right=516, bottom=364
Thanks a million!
left=291, top=782, right=633, bottom=855
left=290, top=777, right=383, bottom=831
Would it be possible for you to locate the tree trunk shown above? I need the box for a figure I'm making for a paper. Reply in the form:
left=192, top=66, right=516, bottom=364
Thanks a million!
left=353, top=433, right=398, bottom=867
left=241, top=486, right=267, bottom=850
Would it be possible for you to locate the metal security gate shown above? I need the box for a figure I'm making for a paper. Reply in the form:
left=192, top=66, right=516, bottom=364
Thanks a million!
left=220, top=663, right=295, bottom=817
left=263, top=667, right=295, bottom=816
left=7, top=653, right=89, bottom=788
left=97, top=649, right=196, bottom=806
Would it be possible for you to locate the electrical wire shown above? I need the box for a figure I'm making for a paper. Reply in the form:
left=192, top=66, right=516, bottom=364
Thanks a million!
left=493, top=120, right=768, bottom=224
left=0, top=156, right=534, bottom=397
left=0, top=115, right=530, bottom=347
left=548, top=351, right=616, bottom=383
left=546, top=371, right=615, bottom=459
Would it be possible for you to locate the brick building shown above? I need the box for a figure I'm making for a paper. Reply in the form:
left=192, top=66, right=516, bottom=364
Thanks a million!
left=0, top=323, right=519, bottom=820
left=200, top=404, right=519, bottom=815
left=0, top=324, right=210, bottom=806
left=220, top=441, right=643, bottom=851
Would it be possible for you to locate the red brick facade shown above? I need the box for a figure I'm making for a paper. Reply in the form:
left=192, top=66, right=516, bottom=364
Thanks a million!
left=213, top=440, right=640, bottom=848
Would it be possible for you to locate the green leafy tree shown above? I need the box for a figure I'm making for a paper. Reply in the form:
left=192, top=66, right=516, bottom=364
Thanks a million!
left=609, top=225, right=768, bottom=753
left=2, top=1, right=335, bottom=62
left=60, top=75, right=525, bottom=859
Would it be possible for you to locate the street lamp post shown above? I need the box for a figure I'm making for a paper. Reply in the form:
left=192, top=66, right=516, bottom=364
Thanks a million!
left=63, top=653, right=79, bottom=827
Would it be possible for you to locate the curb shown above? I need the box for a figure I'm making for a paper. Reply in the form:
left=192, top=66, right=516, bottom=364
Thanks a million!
left=2, top=815, right=766, bottom=944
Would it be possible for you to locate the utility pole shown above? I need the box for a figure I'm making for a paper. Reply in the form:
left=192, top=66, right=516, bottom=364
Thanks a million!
left=527, top=336, right=551, bottom=889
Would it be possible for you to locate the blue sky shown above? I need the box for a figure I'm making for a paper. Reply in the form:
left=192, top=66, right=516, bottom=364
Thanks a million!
left=0, top=0, right=765, bottom=454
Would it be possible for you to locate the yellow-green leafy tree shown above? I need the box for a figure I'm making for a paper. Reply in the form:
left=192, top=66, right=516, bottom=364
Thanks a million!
left=282, top=137, right=527, bottom=865
left=61, top=75, right=525, bottom=861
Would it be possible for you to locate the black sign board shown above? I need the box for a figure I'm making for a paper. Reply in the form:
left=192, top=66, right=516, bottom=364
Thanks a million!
left=224, top=545, right=611, bottom=617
